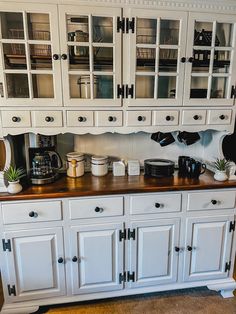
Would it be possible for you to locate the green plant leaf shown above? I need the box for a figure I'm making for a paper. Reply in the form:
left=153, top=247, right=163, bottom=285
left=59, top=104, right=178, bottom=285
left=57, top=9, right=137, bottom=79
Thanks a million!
left=4, top=165, right=26, bottom=182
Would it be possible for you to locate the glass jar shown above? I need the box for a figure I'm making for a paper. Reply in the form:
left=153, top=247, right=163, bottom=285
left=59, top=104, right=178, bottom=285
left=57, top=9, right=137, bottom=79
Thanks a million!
left=91, top=155, right=108, bottom=176
left=66, top=152, right=84, bottom=177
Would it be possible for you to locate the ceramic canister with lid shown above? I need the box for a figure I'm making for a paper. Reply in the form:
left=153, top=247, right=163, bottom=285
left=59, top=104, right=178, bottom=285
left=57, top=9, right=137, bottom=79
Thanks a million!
left=91, top=155, right=109, bottom=176
left=66, top=152, right=85, bottom=177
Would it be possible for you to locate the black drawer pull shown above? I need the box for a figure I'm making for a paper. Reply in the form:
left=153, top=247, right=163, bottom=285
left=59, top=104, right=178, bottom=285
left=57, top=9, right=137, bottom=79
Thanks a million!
left=180, top=57, right=186, bottom=63
left=137, top=115, right=145, bottom=121
left=193, top=115, right=200, bottom=120
left=155, top=203, right=161, bottom=208
left=72, top=256, right=78, bottom=262
left=78, top=116, right=86, bottom=122
left=29, top=211, right=38, bottom=218
left=52, top=54, right=59, bottom=60
left=95, top=206, right=103, bottom=213
left=45, top=116, right=54, bottom=122
left=187, top=246, right=192, bottom=251
left=219, top=115, right=226, bottom=120
left=57, top=257, right=64, bottom=263
left=12, top=116, right=21, bottom=122
left=175, top=247, right=180, bottom=252
left=61, top=54, right=67, bottom=60
left=211, top=199, right=217, bottom=205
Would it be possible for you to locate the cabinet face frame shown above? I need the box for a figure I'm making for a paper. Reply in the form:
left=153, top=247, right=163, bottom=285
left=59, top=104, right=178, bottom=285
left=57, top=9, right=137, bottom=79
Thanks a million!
left=0, top=2, right=62, bottom=107
left=58, top=5, right=122, bottom=107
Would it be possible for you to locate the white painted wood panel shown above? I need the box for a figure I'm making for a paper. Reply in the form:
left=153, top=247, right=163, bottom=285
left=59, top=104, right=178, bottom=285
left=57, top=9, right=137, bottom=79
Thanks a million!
left=1, top=111, right=31, bottom=128
left=207, top=110, right=232, bottom=125
left=66, top=111, right=94, bottom=127
left=126, top=111, right=152, bottom=126
left=31, top=111, right=63, bottom=127
left=95, top=111, right=123, bottom=127
left=152, top=110, right=179, bottom=126
left=182, top=110, right=206, bottom=125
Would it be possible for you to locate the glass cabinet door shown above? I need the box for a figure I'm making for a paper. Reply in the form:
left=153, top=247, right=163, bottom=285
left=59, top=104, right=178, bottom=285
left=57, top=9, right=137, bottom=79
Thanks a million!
left=59, top=5, right=122, bottom=107
left=184, top=13, right=236, bottom=106
left=0, top=3, right=62, bottom=107
left=127, top=9, right=187, bottom=107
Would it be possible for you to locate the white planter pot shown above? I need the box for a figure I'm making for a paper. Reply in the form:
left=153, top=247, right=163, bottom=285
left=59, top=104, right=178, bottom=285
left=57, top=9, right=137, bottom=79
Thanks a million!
left=7, top=181, right=22, bottom=194
left=213, top=170, right=228, bottom=182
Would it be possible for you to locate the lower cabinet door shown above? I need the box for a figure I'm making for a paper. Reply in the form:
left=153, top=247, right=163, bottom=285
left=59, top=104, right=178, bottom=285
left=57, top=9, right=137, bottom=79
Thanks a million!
left=70, top=222, right=124, bottom=294
left=183, top=215, right=234, bottom=282
left=128, top=218, right=180, bottom=288
left=4, top=227, right=66, bottom=302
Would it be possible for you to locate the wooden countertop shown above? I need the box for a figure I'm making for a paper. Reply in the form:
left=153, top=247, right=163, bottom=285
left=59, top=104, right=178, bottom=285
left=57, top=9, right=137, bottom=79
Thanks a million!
left=1, top=170, right=236, bottom=201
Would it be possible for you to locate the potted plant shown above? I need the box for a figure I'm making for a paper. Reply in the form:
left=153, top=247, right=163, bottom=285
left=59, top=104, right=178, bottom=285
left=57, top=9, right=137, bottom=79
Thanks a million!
left=212, top=157, right=230, bottom=181
left=4, top=165, right=25, bottom=194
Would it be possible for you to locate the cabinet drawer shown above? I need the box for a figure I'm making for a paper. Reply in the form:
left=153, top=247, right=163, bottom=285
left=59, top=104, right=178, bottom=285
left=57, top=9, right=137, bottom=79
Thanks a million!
left=152, top=110, right=179, bottom=126
left=187, top=191, right=235, bottom=211
left=95, top=111, right=123, bottom=127
left=130, top=193, right=181, bottom=214
left=69, top=196, right=124, bottom=219
left=1, top=111, right=31, bottom=128
left=207, top=110, right=232, bottom=125
left=2, top=201, right=62, bottom=224
left=32, top=111, right=63, bottom=127
left=126, top=111, right=151, bottom=126
left=67, top=110, right=94, bottom=127
left=182, top=110, right=206, bottom=125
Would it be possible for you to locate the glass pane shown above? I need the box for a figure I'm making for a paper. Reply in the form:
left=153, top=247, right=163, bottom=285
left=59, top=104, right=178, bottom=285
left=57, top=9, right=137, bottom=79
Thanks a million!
left=136, top=48, right=155, bottom=72
left=70, top=75, right=91, bottom=99
left=160, top=19, right=179, bottom=45
left=194, top=22, right=213, bottom=46
left=6, top=74, right=29, bottom=98
left=69, top=46, right=89, bottom=70
left=30, top=44, right=52, bottom=70
left=190, top=77, right=208, bottom=98
left=192, top=49, right=210, bottom=72
left=216, top=23, right=233, bottom=47
left=211, top=77, right=228, bottom=98
left=3, top=43, right=26, bottom=70
left=67, top=15, right=89, bottom=43
left=136, top=18, right=156, bottom=44
left=213, top=51, right=230, bottom=73
left=94, top=47, right=113, bottom=72
left=159, top=49, right=177, bottom=72
left=94, top=75, right=113, bottom=99
left=32, top=74, right=54, bottom=98
left=0, top=12, right=24, bottom=39
left=93, top=17, right=113, bottom=43
left=136, top=76, right=154, bottom=98
left=158, top=76, right=176, bottom=98
left=27, top=13, right=50, bottom=40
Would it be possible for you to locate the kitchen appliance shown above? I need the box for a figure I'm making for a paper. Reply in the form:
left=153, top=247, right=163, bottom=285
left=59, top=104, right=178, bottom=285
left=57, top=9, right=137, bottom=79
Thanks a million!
left=66, top=152, right=85, bottom=177
left=144, top=159, right=175, bottom=177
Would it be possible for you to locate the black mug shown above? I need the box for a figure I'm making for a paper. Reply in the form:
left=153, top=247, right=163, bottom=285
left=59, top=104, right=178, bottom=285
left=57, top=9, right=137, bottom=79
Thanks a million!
left=178, top=156, right=191, bottom=177
left=151, top=132, right=175, bottom=147
left=177, top=131, right=200, bottom=146
left=186, top=160, right=206, bottom=178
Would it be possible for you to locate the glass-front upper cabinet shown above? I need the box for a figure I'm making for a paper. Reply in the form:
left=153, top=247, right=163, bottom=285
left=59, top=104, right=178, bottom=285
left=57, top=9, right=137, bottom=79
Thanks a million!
left=0, top=3, right=62, bottom=107
left=59, top=5, right=122, bottom=107
left=126, top=9, right=187, bottom=107
left=184, top=13, right=236, bottom=106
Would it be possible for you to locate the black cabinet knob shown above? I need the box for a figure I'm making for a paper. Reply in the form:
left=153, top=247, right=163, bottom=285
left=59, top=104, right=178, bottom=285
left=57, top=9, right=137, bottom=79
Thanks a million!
left=12, top=116, right=21, bottom=122
left=155, top=203, right=161, bottom=208
left=78, top=116, right=84, bottom=122
left=165, top=115, right=171, bottom=121
left=211, top=199, right=217, bottom=205
left=72, top=256, right=78, bottom=262
left=188, top=57, right=194, bottom=63
left=175, top=247, right=180, bottom=252
left=45, top=116, right=54, bottom=122
left=95, top=206, right=103, bottom=213
left=187, top=246, right=192, bottom=251
left=52, top=54, right=59, bottom=60
left=180, top=57, right=186, bottom=63
left=137, top=115, right=144, bottom=121
left=29, top=211, right=38, bottom=218
left=193, top=115, right=199, bottom=120
left=219, top=115, right=225, bottom=120
left=108, top=116, right=114, bottom=122
left=58, top=257, right=64, bottom=263
left=61, top=54, right=67, bottom=60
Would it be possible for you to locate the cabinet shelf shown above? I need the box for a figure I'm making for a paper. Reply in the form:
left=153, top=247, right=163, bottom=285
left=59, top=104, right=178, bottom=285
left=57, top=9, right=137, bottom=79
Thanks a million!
left=4, top=54, right=52, bottom=69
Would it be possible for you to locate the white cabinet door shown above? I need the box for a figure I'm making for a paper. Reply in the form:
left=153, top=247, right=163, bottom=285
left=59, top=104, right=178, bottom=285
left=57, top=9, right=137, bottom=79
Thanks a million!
left=70, top=222, right=124, bottom=294
left=183, top=12, right=236, bottom=107
left=128, top=218, right=180, bottom=288
left=3, top=227, right=65, bottom=302
left=0, top=3, right=62, bottom=107
left=183, top=215, right=234, bottom=282
left=126, top=8, right=187, bottom=107
left=59, top=5, right=122, bottom=107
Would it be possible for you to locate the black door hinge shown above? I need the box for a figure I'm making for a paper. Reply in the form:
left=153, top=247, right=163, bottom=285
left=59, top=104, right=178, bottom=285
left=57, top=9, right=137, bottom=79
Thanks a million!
left=229, top=221, right=235, bottom=232
left=126, top=17, right=135, bottom=33
left=225, top=261, right=231, bottom=272
left=7, top=284, right=16, bottom=296
left=128, top=228, right=135, bottom=240
left=126, top=84, right=134, bottom=98
left=2, top=239, right=11, bottom=252
left=119, top=272, right=126, bottom=283
left=117, top=84, right=124, bottom=98
left=231, top=85, right=236, bottom=99
left=127, top=271, right=135, bottom=282
left=119, top=229, right=126, bottom=241
left=117, top=17, right=125, bottom=33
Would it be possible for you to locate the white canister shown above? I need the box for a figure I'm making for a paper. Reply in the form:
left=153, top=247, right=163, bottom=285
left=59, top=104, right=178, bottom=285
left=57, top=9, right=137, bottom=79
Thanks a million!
left=91, top=155, right=108, bottom=176
left=66, top=152, right=85, bottom=177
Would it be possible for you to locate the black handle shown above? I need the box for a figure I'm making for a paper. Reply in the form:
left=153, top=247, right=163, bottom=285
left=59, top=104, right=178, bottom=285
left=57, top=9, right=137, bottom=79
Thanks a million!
left=165, top=115, right=171, bottom=121
left=78, top=116, right=84, bottom=122
left=52, top=54, right=59, bottom=60
left=219, top=115, right=225, bottom=120
left=12, top=116, right=21, bottom=122
left=29, top=211, right=37, bottom=218
left=187, top=246, right=192, bottom=251
left=211, top=199, right=217, bottom=205
left=181, top=57, right=186, bottom=63
left=61, top=54, right=67, bottom=60
left=137, top=115, right=144, bottom=121
left=193, top=115, right=199, bottom=120
left=155, top=203, right=161, bottom=208
left=58, top=257, right=64, bottom=263
left=95, top=206, right=103, bottom=213
left=108, top=116, right=114, bottom=122
left=72, top=256, right=78, bottom=262
left=188, top=57, right=194, bottom=63
left=175, top=247, right=180, bottom=252
left=45, top=116, right=54, bottom=122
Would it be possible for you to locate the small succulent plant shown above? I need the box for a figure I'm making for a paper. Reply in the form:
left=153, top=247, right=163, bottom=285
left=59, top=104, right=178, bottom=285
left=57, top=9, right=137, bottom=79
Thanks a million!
left=212, top=158, right=230, bottom=172
left=4, top=165, right=26, bottom=182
